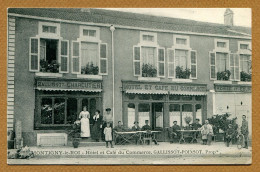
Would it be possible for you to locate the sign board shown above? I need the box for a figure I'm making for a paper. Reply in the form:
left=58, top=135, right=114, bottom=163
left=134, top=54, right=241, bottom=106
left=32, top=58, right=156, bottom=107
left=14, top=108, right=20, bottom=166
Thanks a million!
left=214, top=84, right=251, bottom=93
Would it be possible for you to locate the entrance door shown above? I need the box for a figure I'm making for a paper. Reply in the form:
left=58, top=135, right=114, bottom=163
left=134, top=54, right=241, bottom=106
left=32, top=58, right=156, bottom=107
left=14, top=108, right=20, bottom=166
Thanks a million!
left=152, top=103, right=163, bottom=130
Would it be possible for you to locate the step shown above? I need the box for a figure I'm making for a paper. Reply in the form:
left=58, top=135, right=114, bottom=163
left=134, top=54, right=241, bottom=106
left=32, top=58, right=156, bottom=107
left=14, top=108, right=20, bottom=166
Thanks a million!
left=68, top=141, right=106, bottom=147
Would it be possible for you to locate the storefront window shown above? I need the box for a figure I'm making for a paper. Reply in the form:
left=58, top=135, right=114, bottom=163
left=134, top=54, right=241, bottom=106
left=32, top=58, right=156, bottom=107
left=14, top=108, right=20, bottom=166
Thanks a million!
left=41, top=98, right=53, bottom=124
left=89, top=98, right=96, bottom=123
left=67, top=98, right=78, bottom=124
left=151, top=94, right=164, bottom=100
left=127, top=94, right=135, bottom=100
left=182, top=104, right=193, bottom=127
left=54, top=98, right=65, bottom=124
left=138, top=94, right=150, bottom=100
left=138, top=104, right=150, bottom=127
left=82, top=98, right=89, bottom=110
left=195, top=104, right=202, bottom=124
left=182, top=96, right=192, bottom=101
left=169, top=104, right=180, bottom=126
left=128, top=103, right=135, bottom=128
left=195, top=96, right=202, bottom=101
left=154, top=103, right=163, bottom=128
left=169, top=95, right=180, bottom=101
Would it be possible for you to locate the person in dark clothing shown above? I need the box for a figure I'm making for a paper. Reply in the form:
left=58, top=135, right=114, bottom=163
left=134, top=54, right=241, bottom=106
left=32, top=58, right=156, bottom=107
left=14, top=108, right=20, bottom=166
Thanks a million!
left=192, top=119, right=202, bottom=139
left=170, top=121, right=181, bottom=143
left=226, top=124, right=234, bottom=147
left=132, top=121, right=141, bottom=144
left=241, top=115, right=249, bottom=149
left=141, top=120, right=158, bottom=145
left=92, top=110, right=103, bottom=142
left=113, top=121, right=125, bottom=132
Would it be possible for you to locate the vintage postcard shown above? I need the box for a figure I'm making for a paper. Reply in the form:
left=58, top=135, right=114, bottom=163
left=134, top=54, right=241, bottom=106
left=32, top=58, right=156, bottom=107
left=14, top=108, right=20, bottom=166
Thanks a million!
left=6, top=8, right=252, bottom=165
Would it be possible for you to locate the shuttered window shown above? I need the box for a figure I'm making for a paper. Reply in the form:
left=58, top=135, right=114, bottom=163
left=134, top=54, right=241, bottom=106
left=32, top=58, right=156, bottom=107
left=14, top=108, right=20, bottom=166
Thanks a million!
left=209, top=52, right=216, bottom=79
left=158, top=48, right=165, bottom=77
left=230, top=53, right=240, bottom=81
left=72, top=41, right=80, bottom=74
left=60, top=40, right=69, bottom=73
left=29, top=37, right=39, bottom=71
left=100, top=43, right=108, bottom=75
left=167, top=48, right=175, bottom=78
left=191, top=50, right=197, bottom=79
left=133, top=46, right=141, bottom=76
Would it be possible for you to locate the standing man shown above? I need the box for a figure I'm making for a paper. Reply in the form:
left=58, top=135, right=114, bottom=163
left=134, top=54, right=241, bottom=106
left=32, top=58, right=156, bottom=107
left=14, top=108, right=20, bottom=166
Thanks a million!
left=241, top=115, right=249, bottom=149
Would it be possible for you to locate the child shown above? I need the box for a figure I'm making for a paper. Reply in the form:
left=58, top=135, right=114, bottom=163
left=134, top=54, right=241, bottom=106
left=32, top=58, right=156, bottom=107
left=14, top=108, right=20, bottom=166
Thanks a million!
left=226, top=124, right=234, bottom=147
left=104, top=122, right=114, bottom=148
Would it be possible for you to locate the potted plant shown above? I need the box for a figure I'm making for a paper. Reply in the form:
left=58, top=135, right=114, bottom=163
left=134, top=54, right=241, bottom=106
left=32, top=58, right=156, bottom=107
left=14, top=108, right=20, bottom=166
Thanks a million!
left=240, top=71, right=251, bottom=82
left=142, top=64, right=157, bottom=77
left=175, top=66, right=191, bottom=79
left=184, top=116, right=192, bottom=129
left=217, top=70, right=231, bottom=80
left=67, top=120, right=81, bottom=148
left=82, top=62, right=99, bottom=75
left=40, top=59, right=48, bottom=72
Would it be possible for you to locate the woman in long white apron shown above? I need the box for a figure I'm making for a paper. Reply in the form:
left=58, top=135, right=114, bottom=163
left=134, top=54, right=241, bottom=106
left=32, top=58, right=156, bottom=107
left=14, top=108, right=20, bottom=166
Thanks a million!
left=79, top=106, right=90, bottom=137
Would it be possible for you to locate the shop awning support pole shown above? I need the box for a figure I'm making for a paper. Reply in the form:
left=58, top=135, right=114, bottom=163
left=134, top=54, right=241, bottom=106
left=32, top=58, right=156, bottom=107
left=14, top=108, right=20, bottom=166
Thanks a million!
left=110, top=25, right=115, bottom=124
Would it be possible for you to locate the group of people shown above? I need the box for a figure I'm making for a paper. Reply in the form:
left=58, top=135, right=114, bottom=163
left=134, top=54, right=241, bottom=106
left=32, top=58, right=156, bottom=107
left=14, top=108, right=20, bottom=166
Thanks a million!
left=170, top=115, right=249, bottom=148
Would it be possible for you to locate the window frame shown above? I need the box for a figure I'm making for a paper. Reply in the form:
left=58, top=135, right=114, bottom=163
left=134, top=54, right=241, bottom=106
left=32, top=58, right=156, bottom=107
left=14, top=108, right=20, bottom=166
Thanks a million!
left=29, top=37, right=40, bottom=72
left=173, top=35, right=190, bottom=49
left=190, top=50, right=197, bottom=79
left=157, top=47, right=166, bottom=77
left=140, top=31, right=157, bottom=45
left=99, top=43, right=108, bottom=75
left=39, top=22, right=61, bottom=39
left=59, top=40, right=70, bottom=73
left=80, top=26, right=100, bottom=42
left=214, top=39, right=229, bottom=52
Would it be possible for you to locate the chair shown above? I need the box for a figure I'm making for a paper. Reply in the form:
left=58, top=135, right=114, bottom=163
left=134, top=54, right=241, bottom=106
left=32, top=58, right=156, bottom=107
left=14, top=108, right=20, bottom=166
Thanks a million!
left=142, top=130, right=153, bottom=145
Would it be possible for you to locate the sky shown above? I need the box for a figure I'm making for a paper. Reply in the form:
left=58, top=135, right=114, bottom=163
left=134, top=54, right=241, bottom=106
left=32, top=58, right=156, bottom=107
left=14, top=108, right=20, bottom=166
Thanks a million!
left=105, top=8, right=251, bottom=27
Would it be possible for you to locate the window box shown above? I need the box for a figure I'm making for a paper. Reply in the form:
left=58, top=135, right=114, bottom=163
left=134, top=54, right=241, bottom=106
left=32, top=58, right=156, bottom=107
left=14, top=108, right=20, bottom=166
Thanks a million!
left=175, top=66, right=191, bottom=79
left=142, top=64, right=157, bottom=77
left=213, top=80, right=232, bottom=84
left=217, top=70, right=231, bottom=81
left=138, top=76, right=160, bottom=82
left=77, top=74, right=102, bottom=80
left=240, top=71, right=251, bottom=82
left=81, top=62, right=99, bottom=75
left=40, top=59, right=60, bottom=73
left=35, top=72, right=62, bottom=77
left=171, top=78, right=192, bottom=83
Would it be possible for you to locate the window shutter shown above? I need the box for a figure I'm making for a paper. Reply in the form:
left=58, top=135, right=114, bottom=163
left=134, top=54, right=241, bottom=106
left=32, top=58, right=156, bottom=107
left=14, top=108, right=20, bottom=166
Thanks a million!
left=168, top=48, right=175, bottom=78
left=133, top=46, right=141, bottom=76
left=100, top=43, right=108, bottom=75
left=29, top=37, right=39, bottom=71
left=60, top=40, right=69, bottom=73
left=158, top=48, right=165, bottom=77
left=72, top=41, right=80, bottom=74
left=209, top=52, right=216, bottom=80
left=234, top=54, right=240, bottom=81
left=191, top=50, right=197, bottom=79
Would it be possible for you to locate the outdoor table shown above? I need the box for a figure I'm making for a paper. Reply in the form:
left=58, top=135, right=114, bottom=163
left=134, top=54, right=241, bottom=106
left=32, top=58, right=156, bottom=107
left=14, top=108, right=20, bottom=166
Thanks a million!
left=137, top=131, right=161, bottom=145
left=114, top=131, right=139, bottom=145
left=177, top=130, right=200, bottom=144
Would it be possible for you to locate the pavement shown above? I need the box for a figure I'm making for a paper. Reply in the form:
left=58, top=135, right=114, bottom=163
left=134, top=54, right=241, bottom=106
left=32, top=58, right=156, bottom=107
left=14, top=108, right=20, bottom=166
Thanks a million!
left=7, top=142, right=252, bottom=165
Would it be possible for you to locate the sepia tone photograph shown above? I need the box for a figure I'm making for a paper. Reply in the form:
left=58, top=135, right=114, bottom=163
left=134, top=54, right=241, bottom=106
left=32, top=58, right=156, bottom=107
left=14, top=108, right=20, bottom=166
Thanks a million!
left=6, top=8, right=252, bottom=165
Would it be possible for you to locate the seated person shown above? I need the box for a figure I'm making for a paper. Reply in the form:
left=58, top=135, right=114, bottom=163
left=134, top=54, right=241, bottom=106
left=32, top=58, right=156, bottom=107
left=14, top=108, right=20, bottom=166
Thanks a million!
left=226, top=124, right=234, bottom=147
left=170, top=121, right=181, bottom=143
left=113, top=121, right=125, bottom=132
left=141, top=120, right=158, bottom=145
left=132, top=121, right=141, bottom=131
left=192, top=118, right=202, bottom=138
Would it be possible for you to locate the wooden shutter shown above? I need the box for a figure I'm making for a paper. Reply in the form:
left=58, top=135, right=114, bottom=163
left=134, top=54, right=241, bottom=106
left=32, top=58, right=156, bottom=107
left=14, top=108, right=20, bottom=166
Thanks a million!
left=234, top=54, right=240, bottom=80
left=158, top=48, right=165, bottom=77
left=133, top=46, right=141, bottom=76
left=209, top=52, right=216, bottom=80
left=60, top=40, right=69, bottom=73
left=191, top=50, right=197, bottom=79
left=168, top=48, right=175, bottom=78
left=29, top=37, right=39, bottom=72
left=72, top=41, right=80, bottom=74
left=100, top=43, right=108, bottom=75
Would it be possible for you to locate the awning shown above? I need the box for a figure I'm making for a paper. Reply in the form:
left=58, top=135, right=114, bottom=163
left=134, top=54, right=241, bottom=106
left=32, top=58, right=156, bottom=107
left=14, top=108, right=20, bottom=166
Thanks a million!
left=169, top=91, right=207, bottom=96
left=36, top=87, right=102, bottom=92
left=125, top=90, right=168, bottom=94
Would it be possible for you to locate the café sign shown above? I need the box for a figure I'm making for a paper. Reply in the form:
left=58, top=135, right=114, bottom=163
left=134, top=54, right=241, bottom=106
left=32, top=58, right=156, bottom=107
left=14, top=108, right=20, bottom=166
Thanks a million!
left=215, top=84, right=251, bottom=93
left=123, top=82, right=207, bottom=94
left=36, top=80, right=102, bottom=91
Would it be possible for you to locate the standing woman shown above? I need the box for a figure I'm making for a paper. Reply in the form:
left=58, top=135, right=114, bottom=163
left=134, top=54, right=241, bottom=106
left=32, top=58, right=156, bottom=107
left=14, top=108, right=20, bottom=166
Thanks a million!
left=92, top=110, right=103, bottom=142
left=79, top=106, right=90, bottom=138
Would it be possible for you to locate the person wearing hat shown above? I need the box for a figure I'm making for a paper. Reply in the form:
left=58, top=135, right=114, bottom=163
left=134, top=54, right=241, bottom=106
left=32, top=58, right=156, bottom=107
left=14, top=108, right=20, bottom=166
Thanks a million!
left=132, top=121, right=141, bottom=144
left=226, top=124, right=234, bottom=147
left=102, top=108, right=113, bottom=141
left=141, top=120, right=159, bottom=145
left=241, top=115, right=249, bottom=149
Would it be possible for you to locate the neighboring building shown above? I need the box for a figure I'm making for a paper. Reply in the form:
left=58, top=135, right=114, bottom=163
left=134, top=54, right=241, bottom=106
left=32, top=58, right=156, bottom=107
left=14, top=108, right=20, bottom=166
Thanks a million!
left=7, top=8, right=252, bottom=146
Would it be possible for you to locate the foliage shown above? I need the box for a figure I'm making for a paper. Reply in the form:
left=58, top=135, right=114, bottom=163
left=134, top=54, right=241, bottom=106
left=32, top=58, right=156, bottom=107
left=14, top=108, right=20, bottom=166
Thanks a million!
left=40, top=59, right=60, bottom=73
left=184, top=116, right=192, bottom=125
left=175, top=66, right=191, bottom=79
left=67, top=120, right=81, bottom=139
left=142, top=64, right=157, bottom=77
left=217, top=70, right=231, bottom=81
left=240, top=71, right=251, bottom=82
left=81, top=62, right=99, bottom=75
left=208, top=113, right=237, bottom=134
left=8, top=146, right=34, bottom=159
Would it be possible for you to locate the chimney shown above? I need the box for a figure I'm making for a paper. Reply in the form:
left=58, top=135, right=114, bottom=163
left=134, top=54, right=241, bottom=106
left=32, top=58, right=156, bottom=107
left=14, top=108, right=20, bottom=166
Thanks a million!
left=224, top=8, right=234, bottom=26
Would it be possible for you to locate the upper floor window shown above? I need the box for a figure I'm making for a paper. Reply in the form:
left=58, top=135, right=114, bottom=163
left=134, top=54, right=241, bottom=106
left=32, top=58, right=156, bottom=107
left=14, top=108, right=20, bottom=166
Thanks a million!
left=240, top=44, right=249, bottom=50
left=71, top=25, right=107, bottom=75
left=134, top=32, right=164, bottom=78
left=215, top=39, right=229, bottom=51
left=238, top=41, right=252, bottom=82
left=42, top=25, right=57, bottom=34
left=176, top=38, right=187, bottom=45
left=174, top=35, right=189, bottom=48
left=39, top=22, right=60, bottom=38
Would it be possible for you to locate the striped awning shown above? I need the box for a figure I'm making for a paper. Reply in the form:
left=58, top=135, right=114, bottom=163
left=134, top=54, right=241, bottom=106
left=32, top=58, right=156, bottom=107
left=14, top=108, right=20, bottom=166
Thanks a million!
left=36, top=87, right=102, bottom=92
left=125, top=90, right=168, bottom=94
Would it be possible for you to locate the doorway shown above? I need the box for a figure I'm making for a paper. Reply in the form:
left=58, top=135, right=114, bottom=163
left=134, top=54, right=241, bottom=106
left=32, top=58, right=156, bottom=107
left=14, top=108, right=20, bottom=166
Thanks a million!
left=151, top=103, right=163, bottom=130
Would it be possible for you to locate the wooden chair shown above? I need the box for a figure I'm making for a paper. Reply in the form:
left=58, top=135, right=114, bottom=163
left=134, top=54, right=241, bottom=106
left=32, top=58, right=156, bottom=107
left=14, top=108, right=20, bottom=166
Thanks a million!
left=142, top=130, right=153, bottom=145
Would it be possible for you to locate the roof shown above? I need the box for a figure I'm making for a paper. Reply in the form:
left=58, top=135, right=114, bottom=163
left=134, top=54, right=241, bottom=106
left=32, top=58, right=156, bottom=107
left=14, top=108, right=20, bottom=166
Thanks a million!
left=8, top=8, right=251, bottom=37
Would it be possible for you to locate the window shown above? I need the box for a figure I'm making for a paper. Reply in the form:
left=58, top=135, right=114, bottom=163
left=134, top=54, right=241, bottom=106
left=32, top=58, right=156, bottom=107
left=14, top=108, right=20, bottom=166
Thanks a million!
left=128, top=104, right=135, bottom=128
left=176, top=38, right=187, bottom=45
left=215, top=39, right=229, bottom=51
left=133, top=32, right=165, bottom=77
left=238, top=41, right=251, bottom=82
left=182, top=104, right=193, bottom=126
left=174, top=35, right=189, bottom=47
left=195, top=104, right=202, bottom=124
left=240, top=54, right=250, bottom=73
left=217, top=42, right=226, bottom=48
left=240, top=44, right=249, bottom=50
left=175, top=49, right=188, bottom=69
left=230, top=53, right=239, bottom=80
left=42, top=25, right=57, bottom=34
left=39, top=22, right=60, bottom=37
left=72, top=26, right=107, bottom=75
left=216, top=52, right=229, bottom=72
left=169, top=104, right=180, bottom=126
left=138, top=104, right=150, bottom=127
